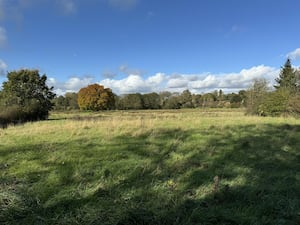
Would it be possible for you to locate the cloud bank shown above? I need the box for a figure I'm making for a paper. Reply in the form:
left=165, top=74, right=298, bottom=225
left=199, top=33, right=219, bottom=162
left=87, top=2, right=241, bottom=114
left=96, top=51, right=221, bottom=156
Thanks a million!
left=50, top=65, right=279, bottom=95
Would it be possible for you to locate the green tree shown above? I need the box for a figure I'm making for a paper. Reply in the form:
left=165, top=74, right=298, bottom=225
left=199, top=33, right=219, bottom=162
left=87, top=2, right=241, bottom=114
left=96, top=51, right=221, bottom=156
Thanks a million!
left=118, top=93, right=144, bottom=110
left=246, top=78, right=269, bottom=115
left=142, top=92, right=160, bottom=109
left=78, top=84, right=115, bottom=111
left=162, top=95, right=181, bottom=109
left=180, top=89, right=193, bottom=108
left=259, top=89, right=290, bottom=116
left=191, top=94, right=202, bottom=108
left=65, top=92, right=79, bottom=110
left=0, top=69, right=55, bottom=121
left=274, top=58, right=297, bottom=92
left=52, top=95, right=68, bottom=110
left=201, top=93, right=217, bottom=107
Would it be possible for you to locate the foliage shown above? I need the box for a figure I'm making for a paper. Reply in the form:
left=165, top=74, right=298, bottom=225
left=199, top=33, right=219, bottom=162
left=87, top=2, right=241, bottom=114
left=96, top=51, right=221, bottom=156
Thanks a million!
left=274, top=58, right=298, bottom=93
left=287, top=94, right=300, bottom=116
left=259, top=88, right=290, bottom=116
left=179, top=89, right=193, bottom=108
left=142, top=92, right=161, bottom=109
left=1, top=110, right=300, bottom=224
left=0, top=69, right=55, bottom=125
left=246, top=78, right=269, bottom=115
left=117, top=93, right=144, bottom=110
left=52, top=92, right=79, bottom=110
left=77, top=84, right=115, bottom=111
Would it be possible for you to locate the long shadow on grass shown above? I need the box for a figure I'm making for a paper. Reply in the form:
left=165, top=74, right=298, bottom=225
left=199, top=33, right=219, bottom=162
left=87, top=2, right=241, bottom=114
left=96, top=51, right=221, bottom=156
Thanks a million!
left=1, top=125, right=300, bottom=225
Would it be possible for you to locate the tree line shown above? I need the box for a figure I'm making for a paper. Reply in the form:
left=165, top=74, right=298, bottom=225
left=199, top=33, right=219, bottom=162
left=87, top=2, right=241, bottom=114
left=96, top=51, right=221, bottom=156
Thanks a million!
left=52, top=88, right=247, bottom=111
left=0, top=59, right=299, bottom=127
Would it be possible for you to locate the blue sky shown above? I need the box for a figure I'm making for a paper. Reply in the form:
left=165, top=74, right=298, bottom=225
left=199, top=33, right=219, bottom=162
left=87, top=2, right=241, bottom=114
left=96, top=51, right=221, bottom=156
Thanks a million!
left=0, top=0, right=300, bottom=95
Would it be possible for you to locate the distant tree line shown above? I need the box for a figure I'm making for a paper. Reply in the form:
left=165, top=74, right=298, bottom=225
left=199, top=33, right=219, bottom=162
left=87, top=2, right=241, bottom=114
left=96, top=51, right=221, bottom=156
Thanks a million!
left=52, top=86, right=247, bottom=111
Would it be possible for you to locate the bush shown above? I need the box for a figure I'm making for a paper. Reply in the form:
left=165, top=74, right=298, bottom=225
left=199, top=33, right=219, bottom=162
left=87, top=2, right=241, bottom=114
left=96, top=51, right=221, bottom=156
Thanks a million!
left=287, top=94, right=300, bottom=117
left=259, top=89, right=290, bottom=116
left=0, top=105, right=23, bottom=128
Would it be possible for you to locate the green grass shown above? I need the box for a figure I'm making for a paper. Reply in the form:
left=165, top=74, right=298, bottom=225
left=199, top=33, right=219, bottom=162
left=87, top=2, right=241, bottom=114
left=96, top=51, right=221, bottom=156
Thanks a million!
left=1, top=109, right=300, bottom=225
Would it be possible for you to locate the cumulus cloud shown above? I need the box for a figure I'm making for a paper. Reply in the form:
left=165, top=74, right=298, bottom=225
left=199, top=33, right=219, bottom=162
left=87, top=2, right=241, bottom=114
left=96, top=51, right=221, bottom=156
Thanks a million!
left=287, top=48, right=300, bottom=60
left=48, top=76, right=94, bottom=95
left=50, top=65, right=279, bottom=96
left=108, top=0, right=138, bottom=10
left=99, top=73, right=166, bottom=94
left=0, top=59, right=7, bottom=76
left=188, top=65, right=278, bottom=93
left=0, top=26, right=7, bottom=47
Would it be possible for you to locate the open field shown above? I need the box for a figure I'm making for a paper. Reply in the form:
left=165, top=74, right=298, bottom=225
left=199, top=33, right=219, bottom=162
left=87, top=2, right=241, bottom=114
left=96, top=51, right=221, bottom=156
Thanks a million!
left=1, top=109, right=300, bottom=225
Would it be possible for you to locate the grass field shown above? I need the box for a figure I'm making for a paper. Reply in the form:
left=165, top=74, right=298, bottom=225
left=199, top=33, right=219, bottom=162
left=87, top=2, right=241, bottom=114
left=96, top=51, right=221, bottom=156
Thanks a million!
left=1, top=109, right=300, bottom=225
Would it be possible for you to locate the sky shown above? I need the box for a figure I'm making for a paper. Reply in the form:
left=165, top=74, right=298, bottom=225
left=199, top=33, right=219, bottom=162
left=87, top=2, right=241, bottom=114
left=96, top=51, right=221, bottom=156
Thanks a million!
left=0, top=0, right=300, bottom=95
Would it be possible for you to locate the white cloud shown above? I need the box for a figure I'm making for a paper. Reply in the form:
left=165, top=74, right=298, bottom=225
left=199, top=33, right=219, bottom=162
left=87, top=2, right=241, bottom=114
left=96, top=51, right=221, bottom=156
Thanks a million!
left=0, top=26, right=7, bottom=47
left=0, top=59, right=7, bottom=76
left=50, top=65, right=279, bottom=96
left=108, top=0, right=138, bottom=10
left=101, top=74, right=150, bottom=94
left=189, top=65, right=278, bottom=93
left=287, top=48, right=300, bottom=60
left=167, top=77, right=189, bottom=89
left=48, top=76, right=94, bottom=95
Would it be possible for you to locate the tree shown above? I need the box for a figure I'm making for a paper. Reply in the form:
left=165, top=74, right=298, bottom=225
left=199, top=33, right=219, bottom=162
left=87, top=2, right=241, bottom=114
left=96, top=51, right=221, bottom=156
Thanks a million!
left=191, top=94, right=202, bottom=108
left=52, top=92, right=79, bottom=110
left=142, top=92, right=160, bottom=109
left=201, top=93, right=217, bottom=107
left=180, top=90, right=193, bottom=108
left=259, top=88, right=290, bottom=116
left=0, top=69, right=55, bottom=121
left=274, top=58, right=297, bottom=92
left=118, top=93, right=144, bottom=110
left=162, top=95, right=181, bottom=109
left=78, top=84, right=115, bottom=111
left=246, top=78, right=269, bottom=115
left=65, top=92, right=79, bottom=110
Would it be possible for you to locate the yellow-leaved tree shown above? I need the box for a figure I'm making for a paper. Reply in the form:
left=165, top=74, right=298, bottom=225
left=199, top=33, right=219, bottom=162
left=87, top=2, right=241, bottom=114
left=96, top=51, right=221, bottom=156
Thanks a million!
left=78, top=84, right=115, bottom=110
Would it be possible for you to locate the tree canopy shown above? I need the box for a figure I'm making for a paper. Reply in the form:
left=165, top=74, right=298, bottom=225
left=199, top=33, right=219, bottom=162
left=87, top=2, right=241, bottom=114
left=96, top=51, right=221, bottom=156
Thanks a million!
left=77, top=84, right=115, bottom=111
left=0, top=69, right=55, bottom=124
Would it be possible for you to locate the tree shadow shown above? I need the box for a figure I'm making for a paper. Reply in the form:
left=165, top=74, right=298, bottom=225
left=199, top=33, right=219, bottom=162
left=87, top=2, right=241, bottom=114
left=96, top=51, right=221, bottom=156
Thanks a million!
left=1, top=125, right=300, bottom=224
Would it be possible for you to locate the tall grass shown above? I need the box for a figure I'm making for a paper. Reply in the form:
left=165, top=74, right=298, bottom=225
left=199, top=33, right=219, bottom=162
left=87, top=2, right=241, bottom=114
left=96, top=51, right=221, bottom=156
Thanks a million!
left=1, top=109, right=300, bottom=224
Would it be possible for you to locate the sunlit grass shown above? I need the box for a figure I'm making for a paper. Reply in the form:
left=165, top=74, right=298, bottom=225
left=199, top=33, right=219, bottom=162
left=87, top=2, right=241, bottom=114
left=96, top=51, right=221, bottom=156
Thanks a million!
left=1, top=109, right=300, bottom=224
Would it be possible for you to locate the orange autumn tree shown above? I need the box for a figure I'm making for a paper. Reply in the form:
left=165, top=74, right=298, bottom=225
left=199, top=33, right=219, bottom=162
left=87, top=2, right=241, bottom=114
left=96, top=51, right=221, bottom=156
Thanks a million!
left=77, top=84, right=115, bottom=110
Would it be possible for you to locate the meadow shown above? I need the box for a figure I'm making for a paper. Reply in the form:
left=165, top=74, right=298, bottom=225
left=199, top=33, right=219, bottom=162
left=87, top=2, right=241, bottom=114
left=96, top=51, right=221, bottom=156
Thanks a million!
left=0, top=109, right=300, bottom=225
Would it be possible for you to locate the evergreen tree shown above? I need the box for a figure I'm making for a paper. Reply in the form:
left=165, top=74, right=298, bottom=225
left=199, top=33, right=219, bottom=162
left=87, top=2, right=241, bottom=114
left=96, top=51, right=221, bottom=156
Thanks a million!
left=274, top=58, right=297, bottom=92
